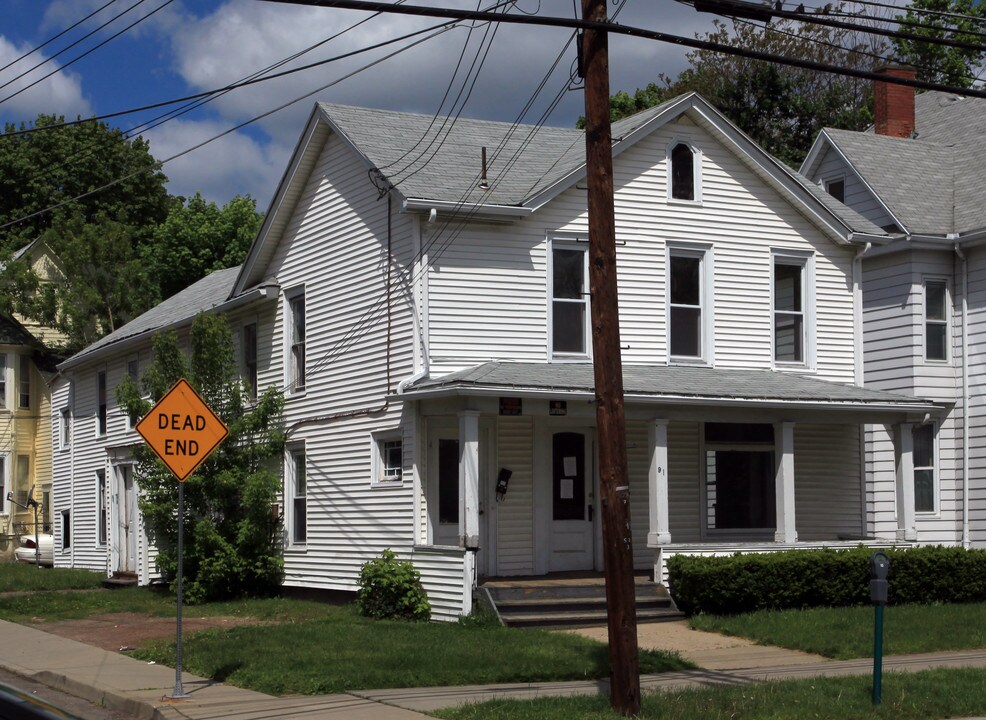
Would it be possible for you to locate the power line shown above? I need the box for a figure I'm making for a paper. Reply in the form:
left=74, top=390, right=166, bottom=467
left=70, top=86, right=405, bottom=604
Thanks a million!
left=826, top=0, right=986, bottom=26
left=0, top=0, right=119, bottom=75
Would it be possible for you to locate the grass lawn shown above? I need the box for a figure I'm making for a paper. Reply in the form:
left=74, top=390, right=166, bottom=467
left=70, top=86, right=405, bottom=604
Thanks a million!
left=433, top=668, right=986, bottom=720
left=689, top=602, right=986, bottom=659
left=0, top=563, right=104, bottom=593
left=133, top=609, right=690, bottom=695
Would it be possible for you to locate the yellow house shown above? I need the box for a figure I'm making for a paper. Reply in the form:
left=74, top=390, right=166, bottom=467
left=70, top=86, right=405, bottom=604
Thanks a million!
left=0, top=240, right=65, bottom=557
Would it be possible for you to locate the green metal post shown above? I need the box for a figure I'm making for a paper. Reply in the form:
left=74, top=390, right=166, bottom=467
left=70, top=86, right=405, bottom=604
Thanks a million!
left=872, top=603, right=884, bottom=705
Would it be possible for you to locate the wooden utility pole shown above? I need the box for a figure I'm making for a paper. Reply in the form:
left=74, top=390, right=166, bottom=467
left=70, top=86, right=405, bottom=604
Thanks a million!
left=581, top=0, right=640, bottom=715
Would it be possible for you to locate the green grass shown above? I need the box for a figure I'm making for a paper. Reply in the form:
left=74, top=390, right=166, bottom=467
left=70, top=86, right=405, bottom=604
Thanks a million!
left=689, top=603, right=986, bottom=659
left=433, top=668, right=986, bottom=720
left=132, top=607, right=690, bottom=695
left=0, top=564, right=104, bottom=593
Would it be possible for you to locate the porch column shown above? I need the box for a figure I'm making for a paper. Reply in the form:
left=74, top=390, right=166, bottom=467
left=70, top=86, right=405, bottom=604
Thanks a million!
left=896, top=422, right=917, bottom=541
left=774, top=421, right=797, bottom=543
left=458, top=410, right=481, bottom=550
left=647, top=419, right=670, bottom=547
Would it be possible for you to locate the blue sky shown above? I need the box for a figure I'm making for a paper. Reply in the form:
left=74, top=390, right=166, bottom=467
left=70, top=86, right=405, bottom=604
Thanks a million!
left=0, top=1, right=714, bottom=209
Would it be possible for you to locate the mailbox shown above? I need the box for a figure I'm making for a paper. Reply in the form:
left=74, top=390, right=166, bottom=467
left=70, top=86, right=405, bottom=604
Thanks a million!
left=870, top=551, right=890, bottom=606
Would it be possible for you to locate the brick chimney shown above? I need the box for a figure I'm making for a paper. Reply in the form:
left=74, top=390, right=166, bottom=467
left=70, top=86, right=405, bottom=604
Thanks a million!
left=874, top=65, right=916, bottom=138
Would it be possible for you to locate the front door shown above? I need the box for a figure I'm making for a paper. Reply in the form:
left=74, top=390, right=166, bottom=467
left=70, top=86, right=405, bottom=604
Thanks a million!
left=114, top=464, right=137, bottom=574
left=431, top=435, right=461, bottom=547
left=548, top=430, right=595, bottom=571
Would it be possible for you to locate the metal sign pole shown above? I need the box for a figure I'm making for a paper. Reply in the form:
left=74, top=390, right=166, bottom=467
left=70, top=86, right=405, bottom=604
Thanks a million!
left=168, top=481, right=190, bottom=699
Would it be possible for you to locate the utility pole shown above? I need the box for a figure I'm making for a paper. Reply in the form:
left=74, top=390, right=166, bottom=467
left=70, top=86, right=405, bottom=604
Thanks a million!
left=581, top=0, right=640, bottom=715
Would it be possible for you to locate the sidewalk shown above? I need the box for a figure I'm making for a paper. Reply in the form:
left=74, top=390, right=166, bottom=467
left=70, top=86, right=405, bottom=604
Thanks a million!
left=2, top=618, right=986, bottom=719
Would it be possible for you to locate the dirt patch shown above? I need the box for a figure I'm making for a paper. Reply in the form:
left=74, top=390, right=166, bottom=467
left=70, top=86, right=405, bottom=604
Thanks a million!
left=28, top=612, right=265, bottom=653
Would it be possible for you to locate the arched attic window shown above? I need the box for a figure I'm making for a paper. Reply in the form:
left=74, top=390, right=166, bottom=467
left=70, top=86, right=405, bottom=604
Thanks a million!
left=669, top=142, right=700, bottom=202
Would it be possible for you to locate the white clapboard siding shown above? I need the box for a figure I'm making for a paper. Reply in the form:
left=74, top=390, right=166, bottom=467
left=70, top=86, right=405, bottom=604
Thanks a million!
left=409, top=546, right=468, bottom=622
left=668, top=421, right=701, bottom=543
left=963, top=247, right=986, bottom=547
left=794, top=424, right=862, bottom=540
left=626, top=419, right=652, bottom=569
left=864, top=423, right=899, bottom=539
left=426, top=120, right=858, bottom=384
left=495, top=416, right=534, bottom=575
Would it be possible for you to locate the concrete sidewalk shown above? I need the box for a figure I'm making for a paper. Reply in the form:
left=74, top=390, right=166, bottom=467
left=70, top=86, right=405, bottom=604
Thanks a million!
left=2, top=618, right=986, bottom=719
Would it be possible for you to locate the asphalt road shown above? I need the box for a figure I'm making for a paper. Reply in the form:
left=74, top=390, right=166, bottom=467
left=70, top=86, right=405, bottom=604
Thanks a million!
left=0, top=668, right=131, bottom=720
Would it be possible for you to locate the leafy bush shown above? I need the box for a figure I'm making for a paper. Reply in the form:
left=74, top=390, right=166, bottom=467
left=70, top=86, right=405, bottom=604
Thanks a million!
left=356, top=550, right=431, bottom=622
left=667, top=546, right=986, bottom=616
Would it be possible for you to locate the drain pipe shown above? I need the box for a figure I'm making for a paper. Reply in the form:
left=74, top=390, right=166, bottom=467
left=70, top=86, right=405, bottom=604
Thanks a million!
left=853, top=242, right=871, bottom=537
left=955, top=243, right=970, bottom=548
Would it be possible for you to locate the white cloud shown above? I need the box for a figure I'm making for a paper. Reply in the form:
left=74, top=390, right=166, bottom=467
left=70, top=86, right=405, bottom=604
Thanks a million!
left=142, top=118, right=287, bottom=207
left=0, top=36, right=92, bottom=121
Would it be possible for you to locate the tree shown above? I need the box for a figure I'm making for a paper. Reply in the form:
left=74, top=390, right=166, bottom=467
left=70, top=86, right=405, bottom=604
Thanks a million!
left=116, top=313, right=285, bottom=603
left=599, top=9, right=883, bottom=166
left=143, top=193, right=263, bottom=300
left=892, top=0, right=986, bottom=87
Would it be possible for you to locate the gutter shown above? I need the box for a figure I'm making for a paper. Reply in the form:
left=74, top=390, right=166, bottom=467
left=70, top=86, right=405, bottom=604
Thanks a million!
left=955, top=243, right=971, bottom=548
left=402, top=198, right=532, bottom=219
left=58, top=281, right=279, bottom=373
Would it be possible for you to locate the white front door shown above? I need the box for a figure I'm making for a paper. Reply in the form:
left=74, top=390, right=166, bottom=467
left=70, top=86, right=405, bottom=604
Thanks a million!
left=548, top=430, right=595, bottom=571
left=114, top=464, right=137, bottom=574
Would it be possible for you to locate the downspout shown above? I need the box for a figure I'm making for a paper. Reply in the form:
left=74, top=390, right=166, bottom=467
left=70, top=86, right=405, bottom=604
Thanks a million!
left=853, top=242, right=871, bottom=537
left=955, top=243, right=970, bottom=548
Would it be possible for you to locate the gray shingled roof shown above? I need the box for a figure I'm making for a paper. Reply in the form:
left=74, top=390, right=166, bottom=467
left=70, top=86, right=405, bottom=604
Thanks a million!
left=824, top=91, right=986, bottom=235
left=317, top=98, right=885, bottom=237
left=405, top=361, right=933, bottom=409
left=61, top=266, right=241, bottom=369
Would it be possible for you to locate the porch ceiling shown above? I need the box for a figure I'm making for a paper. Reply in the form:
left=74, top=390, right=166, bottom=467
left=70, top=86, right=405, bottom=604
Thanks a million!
left=397, top=362, right=941, bottom=416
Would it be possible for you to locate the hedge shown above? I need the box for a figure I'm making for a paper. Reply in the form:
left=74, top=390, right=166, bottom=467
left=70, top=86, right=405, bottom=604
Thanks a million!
left=666, top=546, right=986, bottom=616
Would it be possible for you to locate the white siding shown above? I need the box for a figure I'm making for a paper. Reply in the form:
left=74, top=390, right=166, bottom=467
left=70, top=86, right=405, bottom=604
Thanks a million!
left=794, top=424, right=862, bottom=540
left=809, top=146, right=898, bottom=230
left=667, top=421, right=701, bottom=543
left=410, top=546, right=468, bottom=622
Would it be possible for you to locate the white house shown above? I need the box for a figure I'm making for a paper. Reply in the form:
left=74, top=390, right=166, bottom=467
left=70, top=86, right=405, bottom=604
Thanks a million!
left=802, top=65, right=986, bottom=550
left=51, top=93, right=938, bottom=619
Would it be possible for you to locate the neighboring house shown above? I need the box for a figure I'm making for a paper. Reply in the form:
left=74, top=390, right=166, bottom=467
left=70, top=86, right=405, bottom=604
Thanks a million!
left=52, top=93, right=937, bottom=619
left=801, top=65, right=986, bottom=549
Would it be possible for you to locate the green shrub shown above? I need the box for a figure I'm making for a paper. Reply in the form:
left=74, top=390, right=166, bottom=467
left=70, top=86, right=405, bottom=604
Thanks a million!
left=356, top=549, right=431, bottom=622
left=667, top=545, right=986, bottom=616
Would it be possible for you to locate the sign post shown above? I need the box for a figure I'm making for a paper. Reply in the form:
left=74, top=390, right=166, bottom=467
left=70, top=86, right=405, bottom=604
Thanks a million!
left=136, top=378, right=228, bottom=700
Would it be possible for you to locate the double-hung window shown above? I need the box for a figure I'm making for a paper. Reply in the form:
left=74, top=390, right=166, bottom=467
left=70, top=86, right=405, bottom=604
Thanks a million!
left=550, top=241, right=589, bottom=358
left=374, top=432, right=403, bottom=485
left=0, top=354, right=6, bottom=408
left=669, top=142, right=701, bottom=202
left=60, top=408, right=71, bottom=450
left=668, top=246, right=710, bottom=362
left=924, top=279, right=948, bottom=362
left=773, top=257, right=809, bottom=365
left=18, top=356, right=29, bottom=409
left=287, top=447, right=307, bottom=545
left=243, top=322, right=258, bottom=400
left=96, top=371, right=107, bottom=436
left=96, top=469, right=107, bottom=545
left=287, top=292, right=306, bottom=391
left=913, top=424, right=937, bottom=513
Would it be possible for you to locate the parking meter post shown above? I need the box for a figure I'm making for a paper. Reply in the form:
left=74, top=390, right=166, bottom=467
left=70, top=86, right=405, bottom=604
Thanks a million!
left=33, top=501, right=39, bottom=570
left=168, top=482, right=190, bottom=700
left=869, top=551, right=890, bottom=706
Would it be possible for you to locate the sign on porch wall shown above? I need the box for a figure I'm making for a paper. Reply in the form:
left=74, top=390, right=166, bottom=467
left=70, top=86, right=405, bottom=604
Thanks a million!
left=499, top=397, right=522, bottom=416
left=549, top=400, right=567, bottom=416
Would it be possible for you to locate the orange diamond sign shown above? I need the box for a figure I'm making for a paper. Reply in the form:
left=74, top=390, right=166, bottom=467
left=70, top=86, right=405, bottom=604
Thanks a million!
left=136, top=378, right=229, bottom=482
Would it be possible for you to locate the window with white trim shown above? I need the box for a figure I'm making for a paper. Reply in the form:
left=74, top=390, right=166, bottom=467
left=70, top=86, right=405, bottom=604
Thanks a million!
left=373, top=432, right=403, bottom=484
left=96, top=371, right=107, bottom=436
left=773, top=257, right=808, bottom=365
left=286, top=291, right=306, bottom=391
left=243, top=322, right=258, bottom=400
left=550, top=240, right=590, bottom=358
left=668, top=246, right=710, bottom=362
left=61, top=510, right=71, bottom=550
left=60, top=408, right=71, bottom=450
left=18, top=355, right=29, bottom=409
left=704, top=423, right=776, bottom=534
left=0, top=354, right=7, bottom=409
left=824, top=177, right=845, bottom=203
left=286, top=446, right=307, bottom=546
left=0, top=456, right=7, bottom=512
left=913, top=423, right=937, bottom=513
left=96, top=469, right=107, bottom=546
left=669, top=142, right=701, bottom=202
left=15, top=455, right=29, bottom=507
left=924, top=279, right=948, bottom=362
left=126, top=355, right=140, bottom=429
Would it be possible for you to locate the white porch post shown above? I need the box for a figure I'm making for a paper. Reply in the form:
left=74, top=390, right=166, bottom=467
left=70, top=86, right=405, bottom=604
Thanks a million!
left=458, top=410, right=481, bottom=549
left=896, top=422, right=917, bottom=541
left=647, top=419, right=670, bottom=579
left=774, top=421, right=798, bottom=543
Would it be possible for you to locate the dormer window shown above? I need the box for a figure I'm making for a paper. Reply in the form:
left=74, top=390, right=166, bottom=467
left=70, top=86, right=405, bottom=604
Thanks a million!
left=824, top=177, right=845, bottom=203
left=669, top=142, right=700, bottom=202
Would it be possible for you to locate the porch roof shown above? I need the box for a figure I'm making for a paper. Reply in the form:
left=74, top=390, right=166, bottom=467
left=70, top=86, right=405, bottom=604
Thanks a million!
left=399, top=362, right=939, bottom=414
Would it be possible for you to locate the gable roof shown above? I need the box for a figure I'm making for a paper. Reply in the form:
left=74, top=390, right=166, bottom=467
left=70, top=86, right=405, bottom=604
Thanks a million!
left=803, top=91, right=986, bottom=237
left=235, top=94, right=888, bottom=294
left=59, top=266, right=242, bottom=371
left=400, top=361, right=938, bottom=415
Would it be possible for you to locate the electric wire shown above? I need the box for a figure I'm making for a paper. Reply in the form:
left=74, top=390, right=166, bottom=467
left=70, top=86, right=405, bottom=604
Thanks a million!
left=806, top=6, right=986, bottom=42
left=0, top=0, right=119, bottom=75
left=0, top=0, right=177, bottom=108
left=805, top=0, right=986, bottom=25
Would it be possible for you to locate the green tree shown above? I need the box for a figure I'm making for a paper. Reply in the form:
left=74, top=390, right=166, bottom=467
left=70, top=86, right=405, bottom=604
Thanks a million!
left=144, top=193, right=263, bottom=300
left=116, top=313, right=285, bottom=603
left=892, top=0, right=986, bottom=87
left=599, top=9, right=881, bottom=166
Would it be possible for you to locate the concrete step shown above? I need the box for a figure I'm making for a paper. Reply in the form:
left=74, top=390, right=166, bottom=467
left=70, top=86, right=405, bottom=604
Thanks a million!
left=101, top=572, right=138, bottom=589
left=499, top=605, right=684, bottom=629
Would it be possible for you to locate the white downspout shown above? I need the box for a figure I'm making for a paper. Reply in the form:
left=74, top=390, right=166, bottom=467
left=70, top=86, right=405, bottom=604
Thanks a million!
left=853, top=242, right=871, bottom=536
left=955, top=243, right=970, bottom=548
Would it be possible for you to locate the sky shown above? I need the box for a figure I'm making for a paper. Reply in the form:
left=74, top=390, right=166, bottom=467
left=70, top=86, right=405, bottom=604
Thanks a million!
left=0, top=0, right=721, bottom=210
